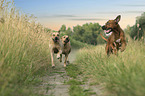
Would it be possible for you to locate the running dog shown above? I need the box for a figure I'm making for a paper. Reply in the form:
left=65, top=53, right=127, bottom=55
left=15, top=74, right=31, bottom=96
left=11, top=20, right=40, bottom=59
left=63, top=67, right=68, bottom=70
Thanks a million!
left=101, top=15, right=127, bottom=56
left=49, top=31, right=63, bottom=68
left=60, top=35, right=71, bottom=67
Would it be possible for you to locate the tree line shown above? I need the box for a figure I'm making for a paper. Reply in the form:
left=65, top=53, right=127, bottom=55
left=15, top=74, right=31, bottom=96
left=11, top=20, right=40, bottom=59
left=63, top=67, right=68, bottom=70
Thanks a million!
left=59, top=23, right=106, bottom=45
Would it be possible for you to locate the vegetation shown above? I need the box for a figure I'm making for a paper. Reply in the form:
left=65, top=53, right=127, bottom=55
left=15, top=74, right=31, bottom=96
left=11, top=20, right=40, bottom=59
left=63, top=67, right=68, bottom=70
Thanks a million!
left=69, top=85, right=96, bottom=96
left=74, top=39, right=145, bottom=96
left=66, top=64, right=97, bottom=96
left=59, top=23, right=106, bottom=45
left=1, top=0, right=145, bottom=96
left=125, top=12, right=145, bottom=41
left=0, top=1, right=50, bottom=95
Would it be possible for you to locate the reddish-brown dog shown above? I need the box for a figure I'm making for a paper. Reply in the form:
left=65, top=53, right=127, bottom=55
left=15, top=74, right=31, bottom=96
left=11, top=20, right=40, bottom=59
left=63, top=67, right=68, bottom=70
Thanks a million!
left=101, top=15, right=127, bottom=56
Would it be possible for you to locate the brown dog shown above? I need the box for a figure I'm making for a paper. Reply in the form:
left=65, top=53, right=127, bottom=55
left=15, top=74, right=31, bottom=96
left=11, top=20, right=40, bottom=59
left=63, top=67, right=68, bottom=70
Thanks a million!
left=49, top=31, right=63, bottom=68
left=101, top=15, right=126, bottom=56
left=60, top=35, right=71, bottom=67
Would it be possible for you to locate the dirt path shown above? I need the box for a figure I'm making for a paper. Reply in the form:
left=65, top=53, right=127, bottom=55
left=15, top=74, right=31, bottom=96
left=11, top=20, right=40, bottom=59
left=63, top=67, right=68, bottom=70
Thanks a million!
left=34, top=49, right=103, bottom=96
left=37, top=65, right=70, bottom=96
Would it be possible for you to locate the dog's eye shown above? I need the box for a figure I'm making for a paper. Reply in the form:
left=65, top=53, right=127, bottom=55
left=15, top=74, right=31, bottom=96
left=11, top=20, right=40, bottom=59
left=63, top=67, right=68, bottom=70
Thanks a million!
left=107, top=22, right=110, bottom=25
left=64, top=37, right=65, bottom=38
left=57, top=34, right=59, bottom=36
left=53, top=34, right=55, bottom=36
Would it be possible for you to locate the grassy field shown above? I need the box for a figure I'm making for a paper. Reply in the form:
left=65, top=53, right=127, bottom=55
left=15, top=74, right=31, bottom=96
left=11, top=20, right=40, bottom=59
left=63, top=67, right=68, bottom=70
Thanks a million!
left=0, top=1, right=51, bottom=95
left=74, top=40, right=145, bottom=96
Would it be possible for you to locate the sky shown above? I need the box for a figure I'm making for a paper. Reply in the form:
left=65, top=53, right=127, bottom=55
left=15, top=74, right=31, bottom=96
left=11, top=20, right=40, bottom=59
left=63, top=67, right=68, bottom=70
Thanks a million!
left=14, top=0, right=145, bottom=30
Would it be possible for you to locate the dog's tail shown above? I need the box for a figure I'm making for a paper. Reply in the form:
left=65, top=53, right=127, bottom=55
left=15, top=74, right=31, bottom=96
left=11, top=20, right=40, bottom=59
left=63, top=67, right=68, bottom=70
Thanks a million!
left=100, top=33, right=107, bottom=41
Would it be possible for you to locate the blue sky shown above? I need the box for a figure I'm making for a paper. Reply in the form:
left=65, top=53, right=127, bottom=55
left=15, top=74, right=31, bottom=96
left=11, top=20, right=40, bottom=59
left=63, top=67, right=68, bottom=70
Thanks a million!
left=14, top=0, right=145, bottom=30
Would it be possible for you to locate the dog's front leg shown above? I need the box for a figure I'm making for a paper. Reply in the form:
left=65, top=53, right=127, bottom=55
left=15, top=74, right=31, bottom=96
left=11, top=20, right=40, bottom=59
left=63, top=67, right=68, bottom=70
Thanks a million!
left=56, top=50, right=62, bottom=59
left=105, top=44, right=110, bottom=56
left=50, top=51, right=55, bottom=68
left=120, top=40, right=126, bottom=52
left=60, top=54, right=62, bottom=62
left=64, top=54, right=68, bottom=67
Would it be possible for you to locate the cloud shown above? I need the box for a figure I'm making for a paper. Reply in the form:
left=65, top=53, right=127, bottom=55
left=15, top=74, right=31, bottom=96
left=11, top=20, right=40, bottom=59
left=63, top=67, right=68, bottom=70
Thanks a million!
left=53, top=15, right=77, bottom=17
left=69, top=18, right=107, bottom=21
left=96, top=11, right=144, bottom=14
left=120, top=4, right=145, bottom=7
left=123, top=11, right=144, bottom=13
left=38, top=15, right=77, bottom=18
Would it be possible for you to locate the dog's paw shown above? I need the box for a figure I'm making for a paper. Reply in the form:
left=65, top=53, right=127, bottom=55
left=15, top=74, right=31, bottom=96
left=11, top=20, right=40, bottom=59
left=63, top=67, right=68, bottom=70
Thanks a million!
left=64, top=64, right=66, bottom=67
left=57, top=54, right=60, bottom=59
left=52, top=65, right=55, bottom=68
left=57, top=56, right=60, bottom=59
left=120, top=47, right=125, bottom=52
left=67, top=61, right=70, bottom=64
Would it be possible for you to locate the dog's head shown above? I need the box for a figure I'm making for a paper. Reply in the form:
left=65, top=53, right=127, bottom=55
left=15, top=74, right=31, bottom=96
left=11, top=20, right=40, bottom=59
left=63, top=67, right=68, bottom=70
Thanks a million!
left=102, top=15, right=121, bottom=33
left=61, top=35, right=70, bottom=45
left=51, top=31, right=60, bottom=43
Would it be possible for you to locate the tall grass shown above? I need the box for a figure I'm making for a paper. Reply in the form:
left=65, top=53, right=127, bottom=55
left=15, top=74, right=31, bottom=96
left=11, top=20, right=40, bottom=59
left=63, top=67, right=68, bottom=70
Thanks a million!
left=75, top=40, right=145, bottom=96
left=0, top=0, right=50, bottom=95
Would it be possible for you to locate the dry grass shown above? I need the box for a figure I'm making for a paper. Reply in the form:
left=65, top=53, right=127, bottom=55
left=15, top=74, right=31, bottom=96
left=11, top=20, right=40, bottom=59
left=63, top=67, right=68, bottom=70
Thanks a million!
left=0, top=0, right=51, bottom=95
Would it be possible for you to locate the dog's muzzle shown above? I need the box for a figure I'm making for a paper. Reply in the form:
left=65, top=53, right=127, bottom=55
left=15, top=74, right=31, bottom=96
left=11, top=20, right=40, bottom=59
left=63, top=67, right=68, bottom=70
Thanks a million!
left=102, top=25, right=112, bottom=33
left=64, top=38, right=69, bottom=43
left=53, top=37, right=59, bottom=42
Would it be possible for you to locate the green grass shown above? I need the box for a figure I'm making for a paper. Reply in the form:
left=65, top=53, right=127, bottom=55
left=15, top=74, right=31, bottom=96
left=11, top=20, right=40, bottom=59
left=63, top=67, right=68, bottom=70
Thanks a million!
left=65, top=79, right=84, bottom=85
left=74, top=40, right=145, bottom=96
left=65, top=64, right=82, bottom=78
left=69, top=85, right=96, bottom=96
left=66, top=64, right=97, bottom=96
left=0, top=1, right=51, bottom=95
left=70, top=37, right=91, bottom=48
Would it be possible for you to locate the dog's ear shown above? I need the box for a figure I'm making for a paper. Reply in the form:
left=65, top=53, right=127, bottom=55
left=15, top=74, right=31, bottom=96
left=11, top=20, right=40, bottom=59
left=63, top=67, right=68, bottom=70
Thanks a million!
left=58, top=30, right=60, bottom=34
left=115, top=15, right=121, bottom=23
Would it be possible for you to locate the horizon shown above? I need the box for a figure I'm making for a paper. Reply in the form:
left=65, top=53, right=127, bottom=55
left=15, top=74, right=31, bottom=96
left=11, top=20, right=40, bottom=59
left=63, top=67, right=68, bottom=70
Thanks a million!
left=14, top=0, right=145, bottom=30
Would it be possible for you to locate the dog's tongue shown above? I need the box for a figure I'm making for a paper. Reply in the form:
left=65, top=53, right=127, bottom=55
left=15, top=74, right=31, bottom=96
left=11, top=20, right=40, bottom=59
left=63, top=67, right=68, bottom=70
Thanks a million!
left=104, top=29, right=111, bottom=33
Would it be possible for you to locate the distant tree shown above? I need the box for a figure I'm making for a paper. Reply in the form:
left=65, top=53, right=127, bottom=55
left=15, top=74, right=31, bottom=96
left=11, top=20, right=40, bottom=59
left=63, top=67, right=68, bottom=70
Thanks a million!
left=72, top=23, right=104, bottom=45
left=137, top=12, right=145, bottom=39
left=130, top=12, right=145, bottom=40
left=59, top=24, right=66, bottom=32
left=65, top=27, right=72, bottom=36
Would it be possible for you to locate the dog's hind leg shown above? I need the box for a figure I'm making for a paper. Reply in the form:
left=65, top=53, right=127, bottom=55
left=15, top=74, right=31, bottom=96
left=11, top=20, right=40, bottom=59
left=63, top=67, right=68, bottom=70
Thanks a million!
left=105, top=45, right=110, bottom=56
left=112, top=43, right=117, bottom=55
left=120, top=35, right=127, bottom=52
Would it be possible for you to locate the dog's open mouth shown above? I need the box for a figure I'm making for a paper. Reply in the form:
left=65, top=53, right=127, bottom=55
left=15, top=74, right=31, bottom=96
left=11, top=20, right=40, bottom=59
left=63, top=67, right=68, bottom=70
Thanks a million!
left=104, top=29, right=112, bottom=33
left=64, top=39, right=69, bottom=43
left=53, top=39, right=59, bottom=42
